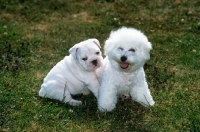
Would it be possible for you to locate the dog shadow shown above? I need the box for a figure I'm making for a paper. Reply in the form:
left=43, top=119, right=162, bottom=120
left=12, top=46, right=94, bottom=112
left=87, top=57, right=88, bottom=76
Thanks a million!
left=38, top=93, right=152, bottom=131
left=70, top=95, right=150, bottom=131
left=98, top=98, right=150, bottom=131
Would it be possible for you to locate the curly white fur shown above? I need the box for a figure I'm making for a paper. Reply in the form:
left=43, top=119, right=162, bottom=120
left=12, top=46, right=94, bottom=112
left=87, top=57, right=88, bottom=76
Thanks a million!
left=97, top=27, right=155, bottom=112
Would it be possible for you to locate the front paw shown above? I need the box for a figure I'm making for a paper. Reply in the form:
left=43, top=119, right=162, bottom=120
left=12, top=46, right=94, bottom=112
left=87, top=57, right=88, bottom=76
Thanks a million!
left=68, top=100, right=82, bottom=106
left=140, top=99, right=155, bottom=107
left=98, top=101, right=116, bottom=112
left=148, top=100, right=155, bottom=106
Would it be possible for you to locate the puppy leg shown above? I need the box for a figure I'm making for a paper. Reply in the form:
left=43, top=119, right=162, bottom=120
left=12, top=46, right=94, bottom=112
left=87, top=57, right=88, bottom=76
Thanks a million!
left=62, top=87, right=83, bottom=106
left=98, top=81, right=117, bottom=112
left=41, top=81, right=82, bottom=106
left=130, top=82, right=155, bottom=107
left=87, top=80, right=100, bottom=98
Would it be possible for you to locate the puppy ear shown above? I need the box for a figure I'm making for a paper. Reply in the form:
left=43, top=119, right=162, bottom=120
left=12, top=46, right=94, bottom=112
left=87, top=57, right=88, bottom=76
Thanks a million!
left=92, top=39, right=101, bottom=48
left=69, top=44, right=79, bottom=59
left=104, top=39, right=113, bottom=56
left=142, top=42, right=152, bottom=60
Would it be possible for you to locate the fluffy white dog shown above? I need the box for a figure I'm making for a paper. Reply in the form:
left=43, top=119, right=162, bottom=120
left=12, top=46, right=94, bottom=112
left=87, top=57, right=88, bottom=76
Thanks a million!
left=98, top=27, right=155, bottom=112
left=39, top=39, right=103, bottom=106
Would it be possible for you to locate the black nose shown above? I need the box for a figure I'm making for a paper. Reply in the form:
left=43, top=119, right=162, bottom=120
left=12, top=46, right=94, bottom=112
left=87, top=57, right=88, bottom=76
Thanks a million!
left=121, top=56, right=127, bottom=62
left=92, top=60, right=97, bottom=66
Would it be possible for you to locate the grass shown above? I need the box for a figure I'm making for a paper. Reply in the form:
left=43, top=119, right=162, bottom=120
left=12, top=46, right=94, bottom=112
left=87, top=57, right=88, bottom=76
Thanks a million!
left=0, top=0, right=199, bottom=131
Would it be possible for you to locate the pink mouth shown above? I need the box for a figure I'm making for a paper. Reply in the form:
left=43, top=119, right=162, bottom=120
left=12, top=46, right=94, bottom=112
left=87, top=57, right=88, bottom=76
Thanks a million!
left=120, top=62, right=129, bottom=69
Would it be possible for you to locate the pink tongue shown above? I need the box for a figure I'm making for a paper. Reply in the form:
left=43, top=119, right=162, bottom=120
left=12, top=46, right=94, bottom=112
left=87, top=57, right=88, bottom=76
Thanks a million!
left=120, top=63, right=129, bottom=69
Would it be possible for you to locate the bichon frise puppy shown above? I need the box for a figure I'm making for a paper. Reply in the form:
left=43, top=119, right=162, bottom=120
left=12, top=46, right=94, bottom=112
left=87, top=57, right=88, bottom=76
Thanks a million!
left=39, top=39, right=103, bottom=106
left=98, top=27, right=155, bottom=112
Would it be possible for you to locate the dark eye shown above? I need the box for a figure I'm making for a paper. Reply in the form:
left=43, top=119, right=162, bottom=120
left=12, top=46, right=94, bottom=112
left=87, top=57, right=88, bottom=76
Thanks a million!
left=82, top=57, right=87, bottom=61
left=129, top=48, right=135, bottom=52
left=96, top=52, right=100, bottom=55
left=118, top=47, right=123, bottom=50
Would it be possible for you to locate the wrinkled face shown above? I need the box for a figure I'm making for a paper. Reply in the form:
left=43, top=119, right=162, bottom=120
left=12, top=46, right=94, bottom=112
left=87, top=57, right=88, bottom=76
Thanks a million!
left=77, top=45, right=103, bottom=71
left=69, top=39, right=103, bottom=72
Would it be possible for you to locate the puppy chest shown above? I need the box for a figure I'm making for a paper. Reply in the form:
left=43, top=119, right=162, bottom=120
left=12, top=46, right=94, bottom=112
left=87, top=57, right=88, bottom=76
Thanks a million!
left=113, top=74, right=136, bottom=85
left=113, top=74, right=137, bottom=93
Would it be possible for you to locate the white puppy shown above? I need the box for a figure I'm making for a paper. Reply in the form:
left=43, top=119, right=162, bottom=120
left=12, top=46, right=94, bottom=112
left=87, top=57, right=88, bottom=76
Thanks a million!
left=39, top=39, right=103, bottom=106
left=98, top=27, right=155, bottom=112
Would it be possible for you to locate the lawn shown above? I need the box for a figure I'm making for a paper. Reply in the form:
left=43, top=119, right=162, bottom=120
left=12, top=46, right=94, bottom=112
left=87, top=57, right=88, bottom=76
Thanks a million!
left=0, top=0, right=199, bottom=131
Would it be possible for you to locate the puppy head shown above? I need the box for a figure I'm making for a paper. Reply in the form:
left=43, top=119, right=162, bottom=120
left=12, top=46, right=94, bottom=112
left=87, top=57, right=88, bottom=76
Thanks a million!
left=69, top=39, right=103, bottom=71
left=104, top=27, right=152, bottom=72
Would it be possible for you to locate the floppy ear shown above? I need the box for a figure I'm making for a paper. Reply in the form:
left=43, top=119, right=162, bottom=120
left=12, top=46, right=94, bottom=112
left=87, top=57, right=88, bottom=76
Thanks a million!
left=69, top=44, right=79, bottom=59
left=142, top=42, right=152, bottom=60
left=92, top=39, right=101, bottom=48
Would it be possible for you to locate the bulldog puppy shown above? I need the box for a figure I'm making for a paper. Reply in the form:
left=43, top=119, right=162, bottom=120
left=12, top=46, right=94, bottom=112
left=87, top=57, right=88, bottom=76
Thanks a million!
left=39, top=39, right=103, bottom=106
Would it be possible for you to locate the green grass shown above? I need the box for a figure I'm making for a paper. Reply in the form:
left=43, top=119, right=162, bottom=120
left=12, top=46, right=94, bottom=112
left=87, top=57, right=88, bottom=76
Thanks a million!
left=0, top=0, right=199, bottom=131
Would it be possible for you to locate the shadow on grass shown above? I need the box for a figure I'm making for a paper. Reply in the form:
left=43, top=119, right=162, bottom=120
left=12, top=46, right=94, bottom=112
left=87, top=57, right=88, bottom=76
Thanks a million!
left=38, top=93, right=150, bottom=131
left=107, top=100, right=149, bottom=131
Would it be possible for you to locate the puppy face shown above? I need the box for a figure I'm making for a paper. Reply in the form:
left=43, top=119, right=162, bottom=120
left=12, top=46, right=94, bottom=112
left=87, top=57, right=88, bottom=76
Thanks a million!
left=105, top=27, right=152, bottom=72
left=69, top=39, right=103, bottom=71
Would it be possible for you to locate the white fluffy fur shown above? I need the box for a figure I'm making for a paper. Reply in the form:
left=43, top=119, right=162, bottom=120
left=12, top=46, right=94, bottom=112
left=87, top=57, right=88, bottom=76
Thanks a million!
left=97, top=27, right=155, bottom=112
left=39, top=39, right=103, bottom=106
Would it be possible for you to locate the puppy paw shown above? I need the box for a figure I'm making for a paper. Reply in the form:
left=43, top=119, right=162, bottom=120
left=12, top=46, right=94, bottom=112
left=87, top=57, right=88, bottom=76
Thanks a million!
left=144, top=97, right=155, bottom=107
left=140, top=100, right=155, bottom=107
left=98, top=107, right=107, bottom=112
left=69, top=100, right=82, bottom=106
left=149, top=100, right=155, bottom=106
left=98, top=103, right=116, bottom=112
left=38, top=88, right=46, bottom=97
